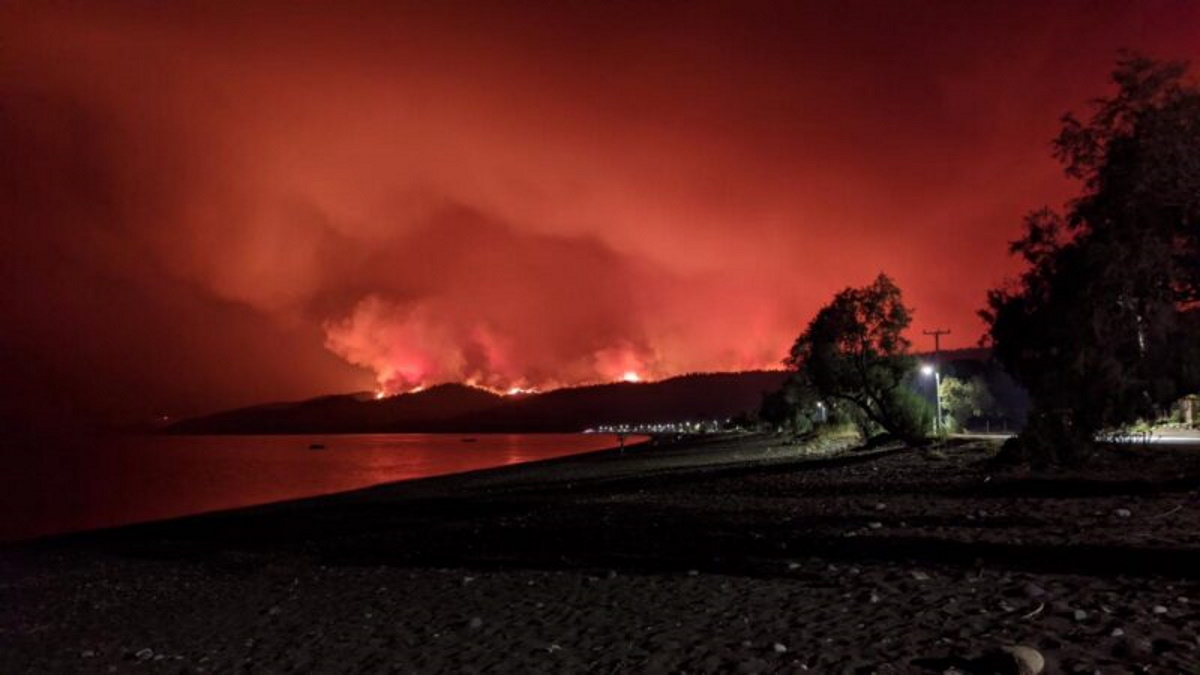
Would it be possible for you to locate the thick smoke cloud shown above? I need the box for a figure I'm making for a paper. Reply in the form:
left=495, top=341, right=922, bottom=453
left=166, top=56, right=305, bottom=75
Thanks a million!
left=2, top=1, right=1199, bottom=422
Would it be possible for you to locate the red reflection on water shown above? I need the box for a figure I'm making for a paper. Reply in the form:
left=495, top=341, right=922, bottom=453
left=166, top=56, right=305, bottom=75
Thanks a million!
left=0, top=433, right=632, bottom=542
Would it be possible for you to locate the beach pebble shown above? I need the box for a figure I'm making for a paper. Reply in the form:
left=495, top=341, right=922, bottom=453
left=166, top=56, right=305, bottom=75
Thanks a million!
left=135, top=648, right=154, bottom=661
left=773, top=643, right=788, bottom=653
left=911, top=570, right=930, bottom=581
left=687, top=569, right=699, bottom=576
left=999, top=645, right=1045, bottom=675
left=1073, top=609, right=1088, bottom=621
left=868, top=521, right=883, bottom=529
left=1115, top=508, right=1132, bottom=518
left=468, top=617, right=483, bottom=629
left=1111, top=628, right=1125, bottom=637
left=874, top=502, right=887, bottom=511
left=787, top=562, right=800, bottom=570
left=1152, top=604, right=1168, bottom=615
left=81, top=650, right=96, bottom=658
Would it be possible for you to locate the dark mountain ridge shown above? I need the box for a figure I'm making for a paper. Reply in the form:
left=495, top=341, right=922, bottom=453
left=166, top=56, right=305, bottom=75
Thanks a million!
left=168, top=371, right=789, bottom=435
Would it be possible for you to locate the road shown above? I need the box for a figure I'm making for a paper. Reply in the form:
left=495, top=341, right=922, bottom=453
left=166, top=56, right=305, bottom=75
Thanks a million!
left=955, top=429, right=1200, bottom=445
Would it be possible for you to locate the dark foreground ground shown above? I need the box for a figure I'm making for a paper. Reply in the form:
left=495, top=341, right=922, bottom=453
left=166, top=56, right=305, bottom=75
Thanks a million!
left=3, top=434, right=1200, bottom=673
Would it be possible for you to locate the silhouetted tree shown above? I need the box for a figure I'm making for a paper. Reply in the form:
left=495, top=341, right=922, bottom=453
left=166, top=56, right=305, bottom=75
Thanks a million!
left=982, top=54, right=1200, bottom=463
left=786, top=273, right=931, bottom=445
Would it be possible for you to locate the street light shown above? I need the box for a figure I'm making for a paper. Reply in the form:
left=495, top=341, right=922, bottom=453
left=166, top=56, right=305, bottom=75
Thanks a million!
left=921, top=364, right=942, bottom=435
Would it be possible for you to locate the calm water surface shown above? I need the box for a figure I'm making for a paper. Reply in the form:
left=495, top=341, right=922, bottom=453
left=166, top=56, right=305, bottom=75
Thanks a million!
left=0, top=433, right=630, bottom=542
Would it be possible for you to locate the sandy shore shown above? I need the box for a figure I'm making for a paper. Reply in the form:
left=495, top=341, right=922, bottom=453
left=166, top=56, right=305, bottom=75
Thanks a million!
left=3, top=433, right=1200, bottom=673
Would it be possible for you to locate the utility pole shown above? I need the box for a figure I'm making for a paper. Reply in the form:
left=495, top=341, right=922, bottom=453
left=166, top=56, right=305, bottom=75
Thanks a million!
left=923, top=329, right=951, bottom=433
left=922, top=328, right=951, bottom=361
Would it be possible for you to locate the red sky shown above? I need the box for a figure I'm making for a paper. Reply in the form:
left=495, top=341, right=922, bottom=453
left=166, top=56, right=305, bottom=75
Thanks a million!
left=3, top=1, right=1199, bottom=424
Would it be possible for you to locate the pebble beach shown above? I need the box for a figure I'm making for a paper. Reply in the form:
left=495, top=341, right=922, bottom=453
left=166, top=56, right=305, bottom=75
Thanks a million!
left=3, top=434, right=1199, bottom=673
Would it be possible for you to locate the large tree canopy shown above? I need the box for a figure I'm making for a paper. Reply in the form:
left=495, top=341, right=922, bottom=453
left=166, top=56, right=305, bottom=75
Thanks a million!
left=786, top=273, right=930, bottom=445
left=982, top=55, right=1200, bottom=462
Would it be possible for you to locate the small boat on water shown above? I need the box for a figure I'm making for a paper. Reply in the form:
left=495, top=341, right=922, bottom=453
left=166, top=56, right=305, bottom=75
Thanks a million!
left=460, top=437, right=478, bottom=443
left=308, top=443, right=327, bottom=450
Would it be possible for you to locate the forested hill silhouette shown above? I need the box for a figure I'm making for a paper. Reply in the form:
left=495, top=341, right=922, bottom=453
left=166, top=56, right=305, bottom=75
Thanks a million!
left=914, top=347, right=990, bottom=362
left=166, top=383, right=505, bottom=435
left=168, top=371, right=789, bottom=435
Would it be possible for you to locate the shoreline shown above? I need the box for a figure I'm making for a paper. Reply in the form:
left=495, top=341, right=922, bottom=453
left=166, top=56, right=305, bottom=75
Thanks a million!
left=0, top=432, right=651, bottom=547
left=6, top=430, right=870, bottom=549
left=4, top=433, right=1200, bottom=672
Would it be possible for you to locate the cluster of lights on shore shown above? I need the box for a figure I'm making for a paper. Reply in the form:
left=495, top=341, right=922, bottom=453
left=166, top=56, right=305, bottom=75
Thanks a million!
left=590, top=419, right=733, bottom=435
left=372, top=370, right=643, bottom=401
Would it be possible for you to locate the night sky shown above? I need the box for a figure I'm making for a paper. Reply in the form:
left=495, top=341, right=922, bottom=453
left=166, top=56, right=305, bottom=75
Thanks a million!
left=3, top=1, right=1199, bottom=424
